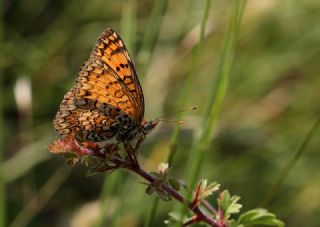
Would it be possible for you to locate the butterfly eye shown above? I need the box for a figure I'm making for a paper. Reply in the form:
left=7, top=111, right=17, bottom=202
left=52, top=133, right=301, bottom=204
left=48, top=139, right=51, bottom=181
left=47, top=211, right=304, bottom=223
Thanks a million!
left=143, top=121, right=158, bottom=134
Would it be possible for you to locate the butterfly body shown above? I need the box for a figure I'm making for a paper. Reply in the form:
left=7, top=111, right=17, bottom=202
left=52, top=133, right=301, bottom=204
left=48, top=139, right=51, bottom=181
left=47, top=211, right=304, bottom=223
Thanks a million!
left=53, top=28, right=157, bottom=151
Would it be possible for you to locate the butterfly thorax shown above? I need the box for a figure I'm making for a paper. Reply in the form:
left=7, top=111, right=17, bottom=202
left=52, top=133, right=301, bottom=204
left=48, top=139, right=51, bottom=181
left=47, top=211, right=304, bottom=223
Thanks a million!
left=117, top=119, right=157, bottom=141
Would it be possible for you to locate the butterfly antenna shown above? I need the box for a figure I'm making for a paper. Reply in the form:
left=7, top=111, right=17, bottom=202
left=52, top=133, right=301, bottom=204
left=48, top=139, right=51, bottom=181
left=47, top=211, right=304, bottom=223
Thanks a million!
left=156, top=118, right=184, bottom=124
left=154, top=106, right=198, bottom=124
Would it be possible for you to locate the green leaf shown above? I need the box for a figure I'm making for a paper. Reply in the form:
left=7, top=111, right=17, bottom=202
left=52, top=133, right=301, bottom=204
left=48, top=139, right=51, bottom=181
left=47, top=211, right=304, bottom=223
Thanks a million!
left=198, top=180, right=220, bottom=199
left=219, top=190, right=242, bottom=220
left=229, top=220, right=243, bottom=227
left=220, top=190, right=231, bottom=211
left=164, top=212, right=189, bottom=226
left=238, top=208, right=284, bottom=227
left=227, top=196, right=242, bottom=215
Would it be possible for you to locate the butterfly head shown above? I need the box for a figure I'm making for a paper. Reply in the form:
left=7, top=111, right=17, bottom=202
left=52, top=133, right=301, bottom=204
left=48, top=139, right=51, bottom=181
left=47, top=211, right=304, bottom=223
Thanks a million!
left=142, top=120, right=158, bottom=135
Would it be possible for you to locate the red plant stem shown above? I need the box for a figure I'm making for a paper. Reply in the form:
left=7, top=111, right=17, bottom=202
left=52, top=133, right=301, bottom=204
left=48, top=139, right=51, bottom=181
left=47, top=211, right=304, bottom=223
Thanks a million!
left=201, top=200, right=218, bottom=216
left=120, top=160, right=222, bottom=227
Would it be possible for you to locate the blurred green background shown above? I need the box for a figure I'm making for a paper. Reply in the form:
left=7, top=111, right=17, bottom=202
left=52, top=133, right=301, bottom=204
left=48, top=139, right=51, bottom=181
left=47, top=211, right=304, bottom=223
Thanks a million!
left=1, top=0, right=320, bottom=226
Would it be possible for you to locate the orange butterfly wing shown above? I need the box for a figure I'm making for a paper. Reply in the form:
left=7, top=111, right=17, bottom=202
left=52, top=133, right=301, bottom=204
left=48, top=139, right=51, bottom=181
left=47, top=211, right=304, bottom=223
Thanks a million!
left=53, top=87, right=119, bottom=141
left=90, top=28, right=144, bottom=121
left=74, top=57, right=138, bottom=120
left=53, top=28, right=144, bottom=142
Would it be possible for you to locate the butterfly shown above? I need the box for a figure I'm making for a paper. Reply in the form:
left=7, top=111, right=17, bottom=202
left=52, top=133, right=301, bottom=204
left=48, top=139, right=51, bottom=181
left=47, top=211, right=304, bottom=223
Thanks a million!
left=53, top=28, right=158, bottom=152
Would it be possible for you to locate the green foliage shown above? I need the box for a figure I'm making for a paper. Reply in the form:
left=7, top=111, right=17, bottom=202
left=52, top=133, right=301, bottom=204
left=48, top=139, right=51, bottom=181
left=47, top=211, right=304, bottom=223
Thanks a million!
left=198, top=179, right=220, bottom=200
left=238, top=209, right=284, bottom=227
left=164, top=212, right=189, bottom=226
left=162, top=178, right=284, bottom=227
left=219, top=190, right=242, bottom=220
left=218, top=189, right=283, bottom=227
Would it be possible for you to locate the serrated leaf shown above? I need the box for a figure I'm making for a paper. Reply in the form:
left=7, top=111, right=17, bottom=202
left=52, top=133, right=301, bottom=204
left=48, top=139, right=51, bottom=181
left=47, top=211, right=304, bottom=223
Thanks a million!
left=219, top=190, right=242, bottom=220
left=238, top=208, right=284, bottom=227
left=164, top=212, right=189, bottom=226
left=227, top=196, right=242, bottom=215
left=198, top=180, right=220, bottom=199
left=220, top=190, right=231, bottom=211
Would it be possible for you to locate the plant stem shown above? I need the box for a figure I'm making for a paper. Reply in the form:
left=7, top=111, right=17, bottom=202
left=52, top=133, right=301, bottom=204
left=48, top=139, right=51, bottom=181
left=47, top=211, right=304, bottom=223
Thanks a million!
left=109, top=157, right=222, bottom=227
left=173, top=1, right=246, bottom=225
left=138, top=0, right=168, bottom=77
left=187, top=0, right=246, bottom=191
left=143, top=196, right=159, bottom=227
left=0, top=0, right=5, bottom=226
left=201, top=200, right=218, bottom=216
left=260, top=117, right=320, bottom=206
left=169, top=0, right=212, bottom=161
left=9, top=167, right=68, bottom=227
left=120, top=0, right=137, bottom=55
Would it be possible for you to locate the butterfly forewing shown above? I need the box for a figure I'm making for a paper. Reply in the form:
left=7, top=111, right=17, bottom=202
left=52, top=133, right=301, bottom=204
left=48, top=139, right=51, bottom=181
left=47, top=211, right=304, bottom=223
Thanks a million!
left=90, top=28, right=144, bottom=121
left=75, top=58, right=138, bottom=119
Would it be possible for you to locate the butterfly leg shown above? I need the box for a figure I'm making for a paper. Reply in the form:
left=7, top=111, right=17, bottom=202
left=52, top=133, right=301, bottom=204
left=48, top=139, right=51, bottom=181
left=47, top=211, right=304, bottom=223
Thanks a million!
left=123, top=141, right=138, bottom=166
left=134, top=136, right=145, bottom=152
